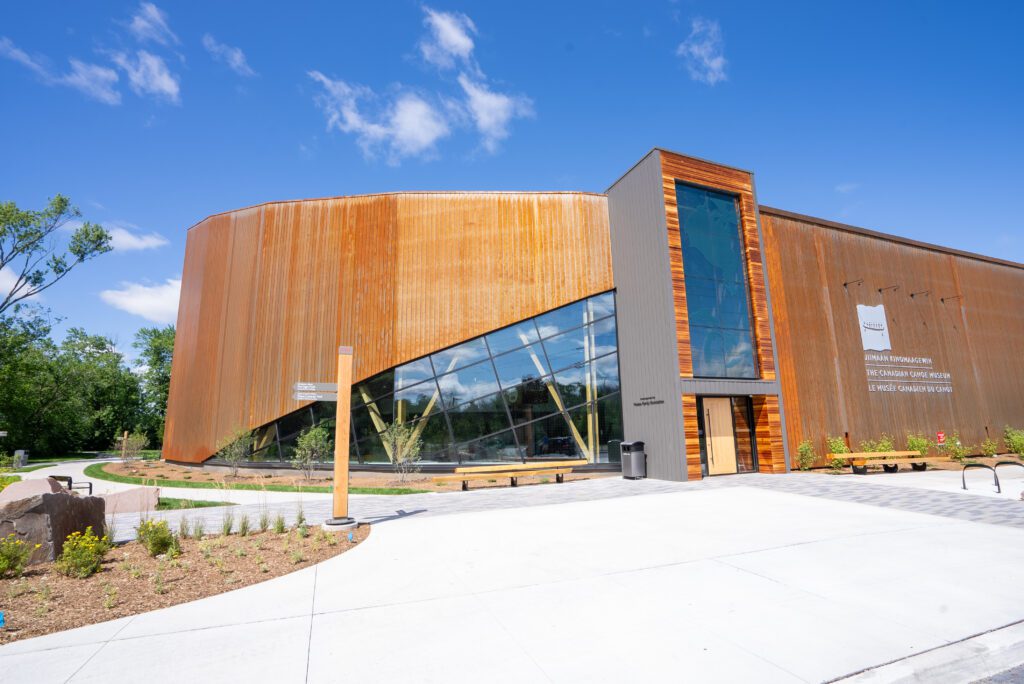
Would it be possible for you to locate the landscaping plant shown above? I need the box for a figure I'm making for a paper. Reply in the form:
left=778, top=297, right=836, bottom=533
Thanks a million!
left=115, top=431, right=149, bottom=469
left=136, top=519, right=180, bottom=557
left=796, top=440, right=817, bottom=471
left=906, top=433, right=932, bottom=458
left=380, top=420, right=424, bottom=483
left=55, top=527, right=110, bottom=578
left=981, top=438, right=1000, bottom=458
left=1004, top=426, right=1024, bottom=458
left=0, top=474, right=19, bottom=493
left=825, top=435, right=850, bottom=472
left=945, top=433, right=973, bottom=463
left=216, top=427, right=253, bottom=478
left=273, top=513, right=286, bottom=534
left=0, top=534, right=38, bottom=578
left=292, top=425, right=332, bottom=481
left=858, top=434, right=895, bottom=453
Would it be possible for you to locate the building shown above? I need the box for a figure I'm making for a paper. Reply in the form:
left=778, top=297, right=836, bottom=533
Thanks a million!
left=164, top=149, right=1024, bottom=480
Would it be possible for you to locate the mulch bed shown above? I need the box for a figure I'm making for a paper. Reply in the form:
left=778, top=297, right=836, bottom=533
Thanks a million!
left=0, top=524, right=370, bottom=645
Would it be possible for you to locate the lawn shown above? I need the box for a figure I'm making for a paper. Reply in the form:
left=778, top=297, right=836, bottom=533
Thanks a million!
left=156, top=497, right=235, bottom=510
left=84, top=462, right=428, bottom=495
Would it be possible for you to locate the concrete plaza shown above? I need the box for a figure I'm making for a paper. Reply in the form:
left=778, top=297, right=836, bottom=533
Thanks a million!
left=4, top=470, right=1024, bottom=682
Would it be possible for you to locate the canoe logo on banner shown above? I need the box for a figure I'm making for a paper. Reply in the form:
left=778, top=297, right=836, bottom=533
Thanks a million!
left=856, top=304, right=892, bottom=352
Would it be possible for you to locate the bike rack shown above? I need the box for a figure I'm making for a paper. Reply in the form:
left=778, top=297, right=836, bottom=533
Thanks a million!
left=962, top=463, right=1000, bottom=493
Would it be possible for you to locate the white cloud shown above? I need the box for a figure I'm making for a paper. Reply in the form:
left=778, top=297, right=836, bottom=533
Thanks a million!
left=108, top=225, right=169, bottom=251
left=0, top=37, right=121, bottom=105
left=420, top=8, right=477, bottom=71
left=202, top=34, right=256, bottom=77
left=676, top=18, right=727, bottom=85
left=835, top=182, right=860, bottom=194
left=457, top=74, right=533, bottom=152
left=308, top=71, right=449, bottom=162
left=112, top=50, right=180, bottom=104
left=100, top=278, right=180, bottom=323
left=127, top=2, right=179, bottom=46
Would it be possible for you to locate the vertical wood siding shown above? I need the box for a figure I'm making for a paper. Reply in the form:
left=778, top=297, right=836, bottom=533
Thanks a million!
left=165, top=193, right=613, bottom=463
left=762, top=210, right=1024, bottom=464
left=681, top=394, right=702, bottom=479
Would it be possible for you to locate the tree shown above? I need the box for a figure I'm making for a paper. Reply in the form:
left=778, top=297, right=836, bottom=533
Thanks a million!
left=133, top=325, right=175, bottom=446
left=380, top=421, right=423, bottom=483
left=292, top=425, right=332, bottom=481
left=216, top=428, right=252, bottom=478
left=0, top=195, right=111, bottom=316
left=115, top=431, right=149, bottom=470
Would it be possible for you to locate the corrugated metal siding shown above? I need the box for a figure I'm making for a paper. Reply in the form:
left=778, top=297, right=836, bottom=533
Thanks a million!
left=607, top=151, right=689, bottom=482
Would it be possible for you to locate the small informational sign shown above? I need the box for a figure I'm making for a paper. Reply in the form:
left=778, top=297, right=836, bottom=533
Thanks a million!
left=292, top=391, right=338, bottom=402
left=292, top=382, right=338, bottom=393
left=937, top=431, right=946, bottom=446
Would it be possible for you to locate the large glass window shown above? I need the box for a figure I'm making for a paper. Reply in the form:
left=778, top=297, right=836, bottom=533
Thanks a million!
left=676, top=183, right=758, bottom=379
left=245, top=291, right=624, bottom=466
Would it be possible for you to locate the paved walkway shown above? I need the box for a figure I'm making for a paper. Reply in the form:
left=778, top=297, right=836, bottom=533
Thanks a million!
left=98, top=471, right=1024, bottom=543
left=4, top=481, right=1024, bottom=683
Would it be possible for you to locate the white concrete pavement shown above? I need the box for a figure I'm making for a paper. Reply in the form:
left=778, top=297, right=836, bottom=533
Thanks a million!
left=4, top=484, right=1024, bottom=682
left=16, top=459, right=332, bottom=506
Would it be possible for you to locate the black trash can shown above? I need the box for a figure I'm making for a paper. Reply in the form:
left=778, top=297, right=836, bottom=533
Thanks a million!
left=620, top=441, right=646, bottom=479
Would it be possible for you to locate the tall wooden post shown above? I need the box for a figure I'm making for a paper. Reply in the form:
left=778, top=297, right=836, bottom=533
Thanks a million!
left=328, top=346, right=356, bottom=527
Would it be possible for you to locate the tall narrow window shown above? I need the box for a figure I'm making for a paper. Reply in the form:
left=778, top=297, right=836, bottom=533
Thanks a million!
left=676, top=183, right=758, bottom=379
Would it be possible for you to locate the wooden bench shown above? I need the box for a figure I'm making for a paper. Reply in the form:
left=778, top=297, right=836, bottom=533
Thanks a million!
left=432, top=459, right=588, bottom=491
left=829, top=451, right=950, bottom=475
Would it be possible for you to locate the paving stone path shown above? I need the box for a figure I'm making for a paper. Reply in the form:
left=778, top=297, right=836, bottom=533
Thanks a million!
left=108, top=471, right=1024, bottom=543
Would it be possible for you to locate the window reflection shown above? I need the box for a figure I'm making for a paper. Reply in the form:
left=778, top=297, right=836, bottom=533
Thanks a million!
left=248, top=291, right=625, bottom=466
left=677, top=183, right=757, bottom=379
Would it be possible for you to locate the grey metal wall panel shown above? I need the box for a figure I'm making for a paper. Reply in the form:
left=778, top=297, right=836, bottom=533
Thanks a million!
left=607, top=151, right=688, bottom=481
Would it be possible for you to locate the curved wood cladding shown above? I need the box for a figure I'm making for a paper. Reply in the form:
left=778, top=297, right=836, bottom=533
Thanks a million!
left=658, top=151, right=776, bottom=380
left=165, top=192, right=613, bottom=463
left=762, top=209, right=1024, bottom=465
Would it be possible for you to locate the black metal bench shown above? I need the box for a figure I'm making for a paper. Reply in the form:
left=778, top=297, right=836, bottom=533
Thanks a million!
left=50, top=475, right=93, bottom=496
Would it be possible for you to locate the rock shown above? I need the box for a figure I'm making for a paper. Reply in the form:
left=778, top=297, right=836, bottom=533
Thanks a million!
left=0, top=492, right=106, bottom=564
left=0, top=477, right=63, bottom=505
left=100, top=486, right=159, bottom=514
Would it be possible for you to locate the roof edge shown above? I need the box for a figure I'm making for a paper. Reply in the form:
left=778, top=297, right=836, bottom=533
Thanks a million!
left=760, top=205, right=1024, bottom=271
left=185, top=190, right=609, bottom=232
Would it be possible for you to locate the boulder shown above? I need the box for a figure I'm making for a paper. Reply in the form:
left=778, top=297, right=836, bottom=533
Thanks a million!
left=0, top=492, right=105, bottom=564
left=0, top=477, right=63, bottom=505
left=100, top=486, right=159, bottom=514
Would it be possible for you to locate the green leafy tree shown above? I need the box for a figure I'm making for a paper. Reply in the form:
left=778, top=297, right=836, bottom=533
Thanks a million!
left=292, top=425, right=332, bottom=481
left=133, top=325, right=175, bottom=446
left=380, top=420, right=423, bottom=483
left=217, top=428, right=253, bottom=477
left=0, top=195, right=111, bottom=316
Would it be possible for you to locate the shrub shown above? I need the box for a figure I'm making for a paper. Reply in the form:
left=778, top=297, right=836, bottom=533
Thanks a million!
left=222, top=510, right=235, bottom=536
left=115, top=431, right=149, bottom=468
left=0, top=534, right=38, bottom=578
left=1004, top=426, right=1024, bottom=458
left=55, top=527, right=110, bottom=578
left=796, top=440, right=816, bottom=471
left=136, top=519, right=179, bottom=557
left=0, top=475, right=19, bottom=492
left=825, top=435, right=850, bottom=455
left=238, top=514, right=250, bottom=537
left=858, top=434, right=895, bottom=453
left=0, top=450, right=12, bottom=470
left=216, top=428, right=253, bottom=478
left=380, top=420, right=423, bottom=483
left=906, top=433, right=933, bottom=458
left=292, top=425, right=332, bottom=481
left=258, top=509, right=270, bottom=533
left=981, top=438, right=1000, bottom=458
left=273, top=514, right=286, bottom=534
left=945, top=433, right=973, bottom=463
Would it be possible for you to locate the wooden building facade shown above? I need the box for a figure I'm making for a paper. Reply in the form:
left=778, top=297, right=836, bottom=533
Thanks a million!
left=165, top=150, right=1024, bottom=480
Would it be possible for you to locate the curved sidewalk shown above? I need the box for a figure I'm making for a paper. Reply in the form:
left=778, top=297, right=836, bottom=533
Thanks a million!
left=4, top=475, right=1024, bottom=682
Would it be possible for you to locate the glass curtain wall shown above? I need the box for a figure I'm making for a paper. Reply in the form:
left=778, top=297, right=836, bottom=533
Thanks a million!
left=247, top=291, right=624, bottom=467
left=676, top=182, right=758, bottom=379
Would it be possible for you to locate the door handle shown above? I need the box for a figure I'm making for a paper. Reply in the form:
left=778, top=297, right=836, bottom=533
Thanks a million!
left=705, top=409, right=714, bottom=464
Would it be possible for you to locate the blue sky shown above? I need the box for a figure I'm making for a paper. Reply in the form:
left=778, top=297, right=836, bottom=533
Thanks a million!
left=2, top=1, right=1022, bottom=362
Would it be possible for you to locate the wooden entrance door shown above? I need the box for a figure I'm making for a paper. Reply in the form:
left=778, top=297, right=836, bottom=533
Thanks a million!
left=704, top=397, right=738, bottom=475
